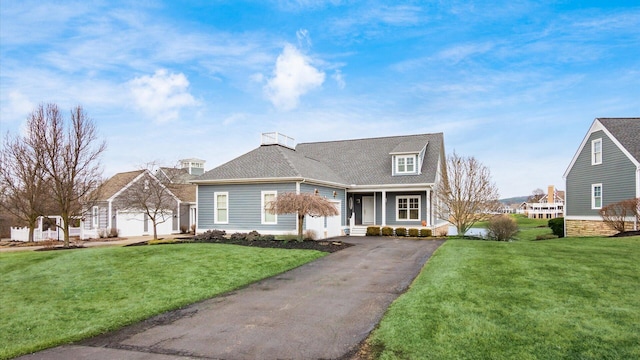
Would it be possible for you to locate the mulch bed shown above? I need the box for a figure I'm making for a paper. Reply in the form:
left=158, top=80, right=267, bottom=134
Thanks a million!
left=612, top=230, right=640, bottom=237
left=128, top=238, right=352, bottom=253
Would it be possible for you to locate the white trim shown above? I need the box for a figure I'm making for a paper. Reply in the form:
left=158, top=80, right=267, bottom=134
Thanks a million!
left=396, top=195, right=421, bottom=221
left=381, top=191, right=387, bottom=226
left=261, top=190, right=277, bottom=225
left=214, top=192, right=229, bottom=224
left=565, top=215, right=605, bottom=221
left=592, top=183, right=602, bottom=210
left=591, top=138, right=602, bottom=165
left=395, top=154, right=418, bottom=175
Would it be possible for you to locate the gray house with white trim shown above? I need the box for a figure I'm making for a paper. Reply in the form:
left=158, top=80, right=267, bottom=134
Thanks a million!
left=193, top=132, right=449, bottom=238
left=563, top=118, right=640, bottom=236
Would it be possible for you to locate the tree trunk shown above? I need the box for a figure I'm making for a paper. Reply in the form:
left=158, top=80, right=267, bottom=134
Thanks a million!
left=28, top=226, right=35, bottom=243
left=152, top=220, right=158, bottom=240
left=297, top=214, right=304, bottom=242
left=62, top=213, right=70, bottom=247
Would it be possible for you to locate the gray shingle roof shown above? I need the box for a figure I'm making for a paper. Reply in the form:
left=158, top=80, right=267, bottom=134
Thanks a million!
left=196, top=133, right=444, bottom=187
left=97, top=170, right=144, bottom=200
left=598, top=118, right=640, bottom=163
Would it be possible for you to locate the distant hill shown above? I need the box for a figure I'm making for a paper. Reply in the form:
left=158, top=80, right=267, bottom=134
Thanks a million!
left=500, top=196, right=527, bottom=205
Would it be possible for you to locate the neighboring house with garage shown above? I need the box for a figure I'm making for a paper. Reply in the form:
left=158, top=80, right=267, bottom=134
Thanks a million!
left=192, top=132, right=449, bottom=238
left=563, top=118, right=640, bottom=236
left=88, top=166, right=197, bottom=237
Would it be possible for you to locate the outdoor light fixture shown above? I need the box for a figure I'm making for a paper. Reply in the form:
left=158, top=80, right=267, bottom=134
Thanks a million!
left=333, top=191, right=337, bottom=198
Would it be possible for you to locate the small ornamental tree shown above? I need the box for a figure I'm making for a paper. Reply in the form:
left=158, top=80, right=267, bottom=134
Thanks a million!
left=599, top=198, right=640, bottom=233
left=265, top=192, right=339, bottom=241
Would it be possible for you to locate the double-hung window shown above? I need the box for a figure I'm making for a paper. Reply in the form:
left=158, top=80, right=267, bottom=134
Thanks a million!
left=214, top=192, right=228, bottom=224
left=592, top=138, right=602, bottom=165
left=592, top=184, right=602, bottom=209
left=92, top=206, right=99, bottom=228
left=397, top=195, right=420, bottom=221
left=396, top=155, right=416, bottom=174
left=262, top=191, right=277, bottom=224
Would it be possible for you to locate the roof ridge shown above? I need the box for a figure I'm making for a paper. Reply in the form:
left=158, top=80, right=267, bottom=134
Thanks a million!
left=297, top=132, right=441, bottom=146
left=275, top=146, right=302, bottom=177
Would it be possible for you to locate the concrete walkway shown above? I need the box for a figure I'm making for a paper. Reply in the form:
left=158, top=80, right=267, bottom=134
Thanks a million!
left=17, top=237, right=445, bottom=360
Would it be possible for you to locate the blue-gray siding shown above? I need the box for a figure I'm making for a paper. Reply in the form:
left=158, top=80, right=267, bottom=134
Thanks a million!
left=198, top=183, right=297, bottom=231
left=566, top=130, right=637, bottom=216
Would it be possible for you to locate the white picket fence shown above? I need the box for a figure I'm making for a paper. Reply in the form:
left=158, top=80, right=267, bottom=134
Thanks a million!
left=10, top=216, right=98, bottom=241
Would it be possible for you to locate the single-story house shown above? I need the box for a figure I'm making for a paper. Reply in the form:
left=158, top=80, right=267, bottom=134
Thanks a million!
left=563, top=118, right=640, bottom=236
left=192, top=132, right=449, bottom=238
left=88, top=168, right=197, bottom=237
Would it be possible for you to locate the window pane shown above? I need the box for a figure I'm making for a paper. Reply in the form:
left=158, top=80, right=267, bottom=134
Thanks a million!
left=409, top=209, right=419, bottom=219
left=399, top=209, right=407, bottom=219
left=398, top=158, right=405, bottom=172
left=218, top=209, right=227, bottom=222
left=264, top=193, right=276, bottom=223
left=406, top=157, right=414, bottom=172
left=217, top=194, right=227, bottom=207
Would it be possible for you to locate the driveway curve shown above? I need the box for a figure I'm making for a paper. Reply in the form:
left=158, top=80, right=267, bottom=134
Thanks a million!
left=18, top=237, right=444, bottom=360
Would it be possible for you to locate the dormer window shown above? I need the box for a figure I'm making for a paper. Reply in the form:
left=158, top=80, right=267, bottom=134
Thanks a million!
left=396, top=155, right=416, bottom=174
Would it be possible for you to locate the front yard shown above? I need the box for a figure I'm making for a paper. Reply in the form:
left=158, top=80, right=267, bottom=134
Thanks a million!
left=0, top=244, right=326, bottom=359
left=367, top=236, right=640, bottom=359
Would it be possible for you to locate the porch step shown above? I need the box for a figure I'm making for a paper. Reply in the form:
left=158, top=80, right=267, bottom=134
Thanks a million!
left=350, top=226, right=368, bottom=237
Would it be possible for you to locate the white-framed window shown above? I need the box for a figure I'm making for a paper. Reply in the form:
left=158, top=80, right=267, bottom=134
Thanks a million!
left=592, top=184, right=602, bottom=209
left=262, top=191, right=277, bottom=224
left=397, top=195, right=421, bottom=221
left=214, top=192, right=228, bottom=224
left=395, top=155, right=417, bottom=174
left=592, top=138, right=602, bottom=165
left=92, top=206, right=99, bottom=228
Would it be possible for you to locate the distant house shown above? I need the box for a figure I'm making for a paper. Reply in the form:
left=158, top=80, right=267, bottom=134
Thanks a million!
left=192, top=132, right=449, bottom=238
left=521, top=185, right=565, bottom=219
left=563, top=118, right=640, bottom=236
left=88, top=160, right=201, bottom=237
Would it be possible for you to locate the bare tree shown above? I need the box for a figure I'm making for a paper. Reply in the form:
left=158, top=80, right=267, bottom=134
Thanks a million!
left=30, top=104, right=106, bottom=247
left=265, top=192, right=339, bottom=241
left=599, top=198, right=639, bottom=233
left=0, top=129, right=51, bottom=242
left=436, top=152, right=500, bottom=236
left=527, top=188, right=545, bottom=203
left=116, top=167, right=177, bottom=240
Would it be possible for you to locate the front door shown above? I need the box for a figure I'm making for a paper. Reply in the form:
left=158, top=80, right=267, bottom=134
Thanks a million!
left=362, top=196, right=374, bottom=225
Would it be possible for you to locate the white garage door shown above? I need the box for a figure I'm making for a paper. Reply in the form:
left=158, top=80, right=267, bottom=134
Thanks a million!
left=117, top=211, right=173, bottom=237
left=304, top=200, right=341, bottom=240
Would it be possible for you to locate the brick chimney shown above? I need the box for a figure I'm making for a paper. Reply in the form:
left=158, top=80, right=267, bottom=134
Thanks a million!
left=547, top=185, right=555, bottom=203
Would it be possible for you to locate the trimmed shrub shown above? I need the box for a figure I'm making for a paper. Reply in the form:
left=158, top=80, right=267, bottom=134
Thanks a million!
left=109, top=227, right=119, bottom=238
left=193, top=229, right=226, bottom=242
left=259, top=234, right=275, bottom=241
left=366, top=226, right=381, bottom=236
left=486, top=215, right=518, bottom=241
left=381, top=227, right=394, bottom=236
left=230, top=232, right=246, bottom=240
left=548, top=217, right=564, bottom=238
left=395, top=227, right=407, bottom=237
left=246, top=230, right=261, bottom=241
left=408, top=228, right=419, bottom=237
left=180, top=225, right=189, bottom=234
left=419, top=228, right=432, bottom=237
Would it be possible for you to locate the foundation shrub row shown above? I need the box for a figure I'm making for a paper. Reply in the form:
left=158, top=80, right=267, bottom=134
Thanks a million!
left=366, top=226, right=433, bottom=237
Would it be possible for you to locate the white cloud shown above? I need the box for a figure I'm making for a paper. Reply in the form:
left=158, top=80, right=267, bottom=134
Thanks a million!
left=296, top=28, right=311, bottom=47
left=332, top=70, right=346, bottom=89
left=264, top=44, right=325, bottom=111
left=0, top=91, right=35, bottom=124
left=128, top=69, right=198, bottom=123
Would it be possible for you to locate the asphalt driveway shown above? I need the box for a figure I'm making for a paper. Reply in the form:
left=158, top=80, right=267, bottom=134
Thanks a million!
left=18, top=237, right=444, bottom=360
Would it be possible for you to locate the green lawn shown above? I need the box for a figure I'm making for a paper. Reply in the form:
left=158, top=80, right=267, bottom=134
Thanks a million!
left=0, top=244, right=326, bottom=359
left=368, top=237, right=640, bottom=359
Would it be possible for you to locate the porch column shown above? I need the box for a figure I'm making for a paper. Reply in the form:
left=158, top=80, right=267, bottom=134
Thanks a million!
left=381, top=190, right=387, bottom=226
left=426, top=189, right=431, bottom=227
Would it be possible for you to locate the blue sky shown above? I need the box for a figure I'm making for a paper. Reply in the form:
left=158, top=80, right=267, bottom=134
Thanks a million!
left=1, top=1, right=638, bottom=198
